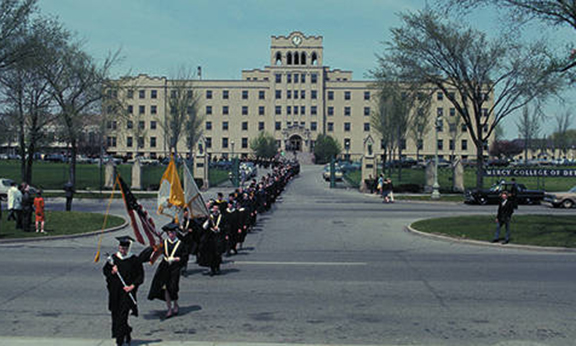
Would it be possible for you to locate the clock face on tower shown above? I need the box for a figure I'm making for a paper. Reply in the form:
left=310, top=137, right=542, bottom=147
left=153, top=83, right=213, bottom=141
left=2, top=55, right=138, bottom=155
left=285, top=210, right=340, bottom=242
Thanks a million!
left=292, top=35, right=302, bottom=47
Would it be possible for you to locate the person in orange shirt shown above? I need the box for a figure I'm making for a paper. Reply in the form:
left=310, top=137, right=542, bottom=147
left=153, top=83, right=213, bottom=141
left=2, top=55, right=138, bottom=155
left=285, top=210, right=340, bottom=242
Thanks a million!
left=34, top=191, right=46, bottom=233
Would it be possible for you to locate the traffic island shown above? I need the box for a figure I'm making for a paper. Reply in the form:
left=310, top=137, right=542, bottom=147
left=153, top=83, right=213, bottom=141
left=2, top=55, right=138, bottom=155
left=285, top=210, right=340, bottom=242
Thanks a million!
left=0, top=211, right=126, bottom=242
left=409, top=215, right=576, bottom=249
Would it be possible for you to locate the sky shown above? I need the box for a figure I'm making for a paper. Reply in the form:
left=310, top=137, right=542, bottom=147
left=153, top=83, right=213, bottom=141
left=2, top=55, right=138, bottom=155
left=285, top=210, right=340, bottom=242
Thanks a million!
left=38, top=0, right=574, bottom=139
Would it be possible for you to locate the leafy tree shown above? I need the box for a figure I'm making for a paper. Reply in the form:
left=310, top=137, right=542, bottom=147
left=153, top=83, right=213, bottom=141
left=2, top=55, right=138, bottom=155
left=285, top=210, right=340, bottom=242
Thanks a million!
left=313, top=133, right=341, bottom=164
left=250, top=131, right=277, bottom=159
left=378, top=10, right=563, bottom=188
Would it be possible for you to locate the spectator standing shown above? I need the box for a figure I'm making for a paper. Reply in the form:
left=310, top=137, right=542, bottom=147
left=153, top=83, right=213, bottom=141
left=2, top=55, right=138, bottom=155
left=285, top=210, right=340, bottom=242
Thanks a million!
left=377, top=174, right=384, bottom=199
left=64, top=181, right=74, bottom=211
left=386, top=178, right=395, bottom=203
left=21, top=183, right=33, bottom=232
left=7, top=182, right=19, bottom=222
left=34, top=191, right=46, bottom=233
left=11, top=184, right=23, bottom=229
left=492, top=191, right=515, bottom=244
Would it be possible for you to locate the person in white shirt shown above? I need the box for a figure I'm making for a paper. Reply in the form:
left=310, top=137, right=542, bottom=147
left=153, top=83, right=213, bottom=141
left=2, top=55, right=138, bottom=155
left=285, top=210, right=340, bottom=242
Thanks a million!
left=7, top=182, right=23, bottom=228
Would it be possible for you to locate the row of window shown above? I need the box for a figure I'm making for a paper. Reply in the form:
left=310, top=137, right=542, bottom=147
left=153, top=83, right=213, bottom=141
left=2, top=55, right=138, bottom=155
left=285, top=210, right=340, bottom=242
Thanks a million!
left=327, top=91, right=371, bottom=101
left=436, top=91, right=490, bottom=102
left=437, top=107, right=489, bottom=117
left=107, top=120, right=158, bottom=131
left=275, top=73, right=318, bottom=84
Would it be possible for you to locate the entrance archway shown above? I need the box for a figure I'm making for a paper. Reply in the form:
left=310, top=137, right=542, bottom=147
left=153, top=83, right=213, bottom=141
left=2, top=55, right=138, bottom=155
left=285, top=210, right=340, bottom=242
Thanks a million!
left=287, top=134, right=302, bottom=151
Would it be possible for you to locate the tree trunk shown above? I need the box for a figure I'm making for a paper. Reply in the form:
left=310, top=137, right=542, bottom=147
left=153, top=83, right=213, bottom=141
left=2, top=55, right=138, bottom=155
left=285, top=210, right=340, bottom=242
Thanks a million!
left=475, top=141, right=485, bottom=189
left=398, top=147, right=403, bottom=182
left=25, top=141, right=35, bottom=184
left=69, top=139, right=77, bottom=186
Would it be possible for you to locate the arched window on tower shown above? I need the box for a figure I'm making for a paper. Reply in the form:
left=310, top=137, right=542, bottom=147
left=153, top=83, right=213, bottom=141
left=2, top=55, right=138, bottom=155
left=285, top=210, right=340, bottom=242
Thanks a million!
left=294, top=52, right=299, bottom=65
left=311, top=52, right=318, bottom=66
left=287, top=52, right=292, bottom=65
left=301, top=52, right=306, bottom=65
left=275, top=51, right=282, bottom=65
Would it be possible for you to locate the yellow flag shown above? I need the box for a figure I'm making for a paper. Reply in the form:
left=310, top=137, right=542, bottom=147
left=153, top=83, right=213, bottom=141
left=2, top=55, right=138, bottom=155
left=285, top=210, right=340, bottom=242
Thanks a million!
left=158, top=157, right=185, bottom=219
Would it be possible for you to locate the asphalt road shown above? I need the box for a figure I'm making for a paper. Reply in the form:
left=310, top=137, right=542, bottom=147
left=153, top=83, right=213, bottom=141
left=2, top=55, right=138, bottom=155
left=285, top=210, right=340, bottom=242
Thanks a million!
left=0, top=165, right=574, bottom=346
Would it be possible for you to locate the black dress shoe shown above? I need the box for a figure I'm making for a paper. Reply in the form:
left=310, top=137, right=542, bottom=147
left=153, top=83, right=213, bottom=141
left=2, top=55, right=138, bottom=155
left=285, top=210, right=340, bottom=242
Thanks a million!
left=491, top=239, right=499, bottom=243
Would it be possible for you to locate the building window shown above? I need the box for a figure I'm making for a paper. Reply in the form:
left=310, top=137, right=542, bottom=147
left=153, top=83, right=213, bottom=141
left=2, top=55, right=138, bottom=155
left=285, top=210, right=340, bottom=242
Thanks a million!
left=364, top=91, right=370, bottom=100
left=450, top=108, right=456, bottom=116
left=127, top=105, right=133, bottom=114
left=275, top=90, right=281, bottom=99
left=437, top=92, right=443, bottom=101
left=242, top=121, right=248, bottom=131
left=327, top=122, right=334, bottom=132
left=294, top=106, right=298, bottom=115
left=311, top=90, right=317, bottom=99
left=259, top=90, right=265, bottom=100
left=139, top=90, right=145, bottom=99
left=364, top=123, right=370, bottom=132
left=328, top=91, right=334, bottom=100
left=222, top=121, right=229, bottom=131
left=205, top=137, right=212, bottom=148
left=287, top=90, right=292, bottom=99
left=275, top=106, right=281, bottom=115
left=127, top=137, right=133, bottom=147
left=287, top=106, right=291, bottom=115
left=301, top=106, right=305, bottom=115
left=293, top=73, right=298, bottom=83
left=437, top=118, right=444, bottom=132
left=286, top=73, right=291, bottom=83
left=206, top=105, right=212, bottom=115
left=242, top=90, right=248, bottom=99
left=206, top=121, right=212, bottom=130
left=294, top=90, right=298, bottom=99
left=151, top=90, right=157, bottom=99
left=449, top=139, right=455, bottom=151
left=242, top=137, right=248, bottom=149
left=223, top=106, right=229, bottom=115
left=223, top=90, right=229, bottom=99
left=170, top=90, right=177, bottom=99
left=301, top=90, right=305, bottom=99
left=461, top=124, right=467, bottom=132
left=364, top=107, right=370, bottom=116
left=242, top=106, right=248, bottom=115
left=482, top=108, right=488, bottom=117
left=259, top=121, right=265, bottom=131
left=461, top=139, right=468, bottom=151
left=206, top=90, right=212, bottom=99
left=344, top=122, right=351, bottom=132
left=311, top=106, right=317, bottom=115
left=275, top=73, right=281, bottom=83
left=150, top=137, right=156, bottom=148
left=151, top=121, right=157, bottom=130
left=126, top=120, right=133, bottom=129
left=344, top=91, right=351, bottom=100
left=344, top=138, right=351, bottom=150
left=328, top=107, right=334, bottom=116
left=437, top=139, right=443, bottom=150
left=344, top=107, right=351, bottom=116
left=138, top=121, right=145, bottom=130
left=151, top=105, right=157, bottom=115
left=275, top=121, right=281, bottom=130
left=301, top=74, right=306, bottom=83
left=311, top=73, right=318, bottom=83
left=127, top=90, right=134, bottom=99
left=138, top=105, right=144, bottom=114
left=222, top=137, right=228, bottom=148
left=259, top=106, right=265, bottom=116
left=311, top=122, right=317, bottom=131
left=437, top=107, right=443, bottom=117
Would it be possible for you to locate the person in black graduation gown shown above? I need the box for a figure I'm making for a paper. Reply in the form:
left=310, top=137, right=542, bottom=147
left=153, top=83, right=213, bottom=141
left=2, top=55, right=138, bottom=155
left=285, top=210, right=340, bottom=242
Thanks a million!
left=179, top=209, right=195, bottom=276
left=148, top=223, right=188, bottom=318
left=103, top=236, right=144, bottom=346
left=198, top=205, right=223, bottom=276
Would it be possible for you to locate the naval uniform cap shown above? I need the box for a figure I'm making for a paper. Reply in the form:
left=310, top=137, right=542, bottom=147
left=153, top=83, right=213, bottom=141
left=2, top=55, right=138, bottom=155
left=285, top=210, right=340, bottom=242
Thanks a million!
left=116, top=236, right=135, bottom=247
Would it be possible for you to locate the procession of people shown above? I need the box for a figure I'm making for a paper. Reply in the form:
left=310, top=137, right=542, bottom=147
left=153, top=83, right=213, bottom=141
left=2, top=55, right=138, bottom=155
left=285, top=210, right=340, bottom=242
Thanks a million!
left=102, top=158, right=300, bottom=345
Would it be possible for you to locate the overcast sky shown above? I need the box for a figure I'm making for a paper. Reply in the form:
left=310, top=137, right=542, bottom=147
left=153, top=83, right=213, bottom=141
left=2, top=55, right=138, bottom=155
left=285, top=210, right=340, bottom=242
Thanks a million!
left=38, top=0, right=574, bottom=139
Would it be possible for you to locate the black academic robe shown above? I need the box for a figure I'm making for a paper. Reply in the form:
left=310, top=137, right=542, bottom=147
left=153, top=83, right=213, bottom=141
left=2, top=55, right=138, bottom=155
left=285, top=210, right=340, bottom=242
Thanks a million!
left=197, top=214, right=223, bottom=268
left=103, top=253, right=144, bottom=340
left=148, top=238, right=188, bottom=301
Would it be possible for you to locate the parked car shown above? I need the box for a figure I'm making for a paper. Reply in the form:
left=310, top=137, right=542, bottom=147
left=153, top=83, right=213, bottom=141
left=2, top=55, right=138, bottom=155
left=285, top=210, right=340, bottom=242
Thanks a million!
left=486, top=159, right=509, bottom=167
left=465, top=181, right=545, bottom=205
left=0, top=178, right=38, bottom=201
left=322, top=165, right=343, bottom=181
left=44, top=153, right=68, bottom=163
left=544, top=186, right=576, bottom=209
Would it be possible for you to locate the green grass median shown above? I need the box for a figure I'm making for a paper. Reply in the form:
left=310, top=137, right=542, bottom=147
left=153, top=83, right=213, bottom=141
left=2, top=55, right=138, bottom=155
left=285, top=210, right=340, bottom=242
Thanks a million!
left=411, top=215, right=576, bottom=248
left=0, top=211, right=125, bottom=240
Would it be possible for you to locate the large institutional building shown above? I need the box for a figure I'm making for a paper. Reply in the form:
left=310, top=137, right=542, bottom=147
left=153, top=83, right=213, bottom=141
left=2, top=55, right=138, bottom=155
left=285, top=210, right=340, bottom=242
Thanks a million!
left=105, top=31, right=494, bottom=161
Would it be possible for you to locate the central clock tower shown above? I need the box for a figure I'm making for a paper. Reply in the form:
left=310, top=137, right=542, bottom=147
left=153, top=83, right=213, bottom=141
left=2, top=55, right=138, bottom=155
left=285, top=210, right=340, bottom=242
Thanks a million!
left=270, top=31, right=323, bottom=66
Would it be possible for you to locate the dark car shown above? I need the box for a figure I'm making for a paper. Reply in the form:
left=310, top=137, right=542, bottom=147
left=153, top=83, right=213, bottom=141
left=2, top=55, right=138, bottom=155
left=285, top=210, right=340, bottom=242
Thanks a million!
left=465, top=181, right=545, bottom=205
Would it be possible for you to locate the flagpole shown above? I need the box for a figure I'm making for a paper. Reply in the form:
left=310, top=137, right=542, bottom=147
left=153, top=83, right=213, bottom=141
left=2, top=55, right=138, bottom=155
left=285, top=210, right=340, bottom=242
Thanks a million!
left=93, top=179, right=119, bottom=263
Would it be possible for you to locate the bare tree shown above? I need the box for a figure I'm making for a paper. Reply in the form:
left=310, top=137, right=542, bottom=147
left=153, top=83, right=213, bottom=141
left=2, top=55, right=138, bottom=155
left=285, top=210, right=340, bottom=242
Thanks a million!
left=409, top=93, right=432, bottom=161
left=378, top=10, right=563, bottom=188
left=516, top=105, right=541, bottom=163
left=0, top=0, right=37, bottom=73
left=553, top=109, right=573, bottom=156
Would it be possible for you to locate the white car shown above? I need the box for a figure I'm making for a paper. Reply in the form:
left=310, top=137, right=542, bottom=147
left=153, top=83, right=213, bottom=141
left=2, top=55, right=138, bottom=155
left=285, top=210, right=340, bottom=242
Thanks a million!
left=0, top=178, right=38, bottom=201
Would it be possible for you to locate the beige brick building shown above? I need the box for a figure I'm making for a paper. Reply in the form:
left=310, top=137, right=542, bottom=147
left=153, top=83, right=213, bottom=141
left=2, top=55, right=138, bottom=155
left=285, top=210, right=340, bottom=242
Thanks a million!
left=104, top=31, right=494, bottom=161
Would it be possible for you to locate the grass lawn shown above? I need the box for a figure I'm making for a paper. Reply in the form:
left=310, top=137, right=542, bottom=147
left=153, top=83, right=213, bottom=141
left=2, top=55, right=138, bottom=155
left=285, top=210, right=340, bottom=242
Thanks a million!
left=0, top=160, right=230, bottom=190
left=345, top=167, right=576, bottom=192
left=411, top=215, right=576, bottom=248
left=0, top=211, right=125, bottom=240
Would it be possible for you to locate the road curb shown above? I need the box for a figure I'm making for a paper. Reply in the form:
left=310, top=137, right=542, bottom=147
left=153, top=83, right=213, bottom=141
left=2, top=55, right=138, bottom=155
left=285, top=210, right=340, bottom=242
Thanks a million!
left=0, top=217, right=128, bottom=244
left=405, top=221, right=576, bottom=253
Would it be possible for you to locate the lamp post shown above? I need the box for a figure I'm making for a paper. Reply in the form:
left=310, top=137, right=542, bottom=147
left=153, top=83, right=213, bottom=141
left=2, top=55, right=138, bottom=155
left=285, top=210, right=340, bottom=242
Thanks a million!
left=231, top=140, right=239, bottom=187
left=431, top=114, right=442, bottom=199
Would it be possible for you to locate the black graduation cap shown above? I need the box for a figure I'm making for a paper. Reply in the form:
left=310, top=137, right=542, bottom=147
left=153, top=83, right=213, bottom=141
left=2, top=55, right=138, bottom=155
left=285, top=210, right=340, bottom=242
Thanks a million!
left=116, top=236, right=135, bottom=247
left=162, top=223, right=180, bottom=233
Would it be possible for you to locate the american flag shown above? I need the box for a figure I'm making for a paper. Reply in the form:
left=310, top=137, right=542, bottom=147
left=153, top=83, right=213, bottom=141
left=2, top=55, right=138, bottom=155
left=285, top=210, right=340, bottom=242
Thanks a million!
left=117, top=175, right=161, bottom=246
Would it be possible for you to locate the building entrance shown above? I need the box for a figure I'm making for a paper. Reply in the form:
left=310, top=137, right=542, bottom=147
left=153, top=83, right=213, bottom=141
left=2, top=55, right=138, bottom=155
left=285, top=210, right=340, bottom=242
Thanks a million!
left=287, top=135, right=302, bottom=151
